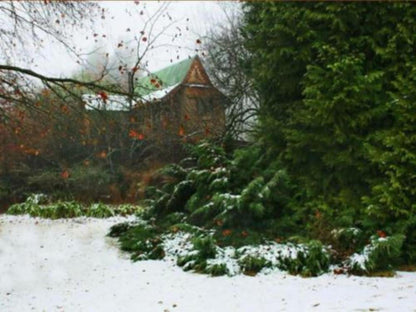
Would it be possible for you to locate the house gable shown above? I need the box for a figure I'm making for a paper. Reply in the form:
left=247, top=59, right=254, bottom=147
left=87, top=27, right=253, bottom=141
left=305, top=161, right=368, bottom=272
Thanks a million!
left=183, top=56, right=212, bottom=86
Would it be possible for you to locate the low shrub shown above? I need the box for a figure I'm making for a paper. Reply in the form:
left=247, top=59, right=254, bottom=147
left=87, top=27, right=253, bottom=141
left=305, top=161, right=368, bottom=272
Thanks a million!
left=275, top=240, right=330, bottom=277
left=329, top=227, right=366, bottom=261
left=86, top=203, right=115, bottom=218
left=8, top=195, right=83, bottom=219
left=205, top=263, right=228, bottom=276
left=7, top=194, right=141, bottom=219
left=192, top=235, right=217, bottom=259
left=116, top=224, right=165, bottom=261
left=176, top=234, right=217, bottom=274
left=301, top=240, right=331, bottom=277
left=108, top=222, right=134, bottom=237
left=47, top=201, right=83, bottom=219
left=108, top=141, right=414, bottom=276
left=113, top=204, right=143, bottom=216
left=7, top=193, right=48, bottom=215
left=395, top=216, right=416, bottom=265
left=238, top=255, right=272, bottom=275
left=349, top=234, right=405, bottom=274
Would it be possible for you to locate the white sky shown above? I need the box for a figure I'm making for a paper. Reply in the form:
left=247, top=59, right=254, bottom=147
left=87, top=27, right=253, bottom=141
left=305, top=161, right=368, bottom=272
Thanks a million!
left=29, top=1, right=234, bottom=78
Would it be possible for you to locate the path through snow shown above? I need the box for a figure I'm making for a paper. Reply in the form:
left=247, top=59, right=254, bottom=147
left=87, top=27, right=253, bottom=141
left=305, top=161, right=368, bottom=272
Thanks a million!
left=0, top=215, right=415, bottom=312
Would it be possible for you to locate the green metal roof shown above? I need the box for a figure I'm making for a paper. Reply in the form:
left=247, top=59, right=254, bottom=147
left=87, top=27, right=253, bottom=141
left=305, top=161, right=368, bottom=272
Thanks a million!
left=136, top=56, right=195, bottom=96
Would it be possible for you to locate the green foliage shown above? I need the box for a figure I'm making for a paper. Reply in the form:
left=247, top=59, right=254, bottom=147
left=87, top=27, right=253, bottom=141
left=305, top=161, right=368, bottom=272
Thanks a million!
left=144, top=141, right=300, bottom=241
left=7, top=194, right=140, bottom=219
left=192, top=235, right=217, bottom=259
left=397, top=216, right=416, bottom=264
left=302, top=240, right=331, bottom=277
left=214, top=229, right=264, bottom=248
left=241, top=1, right=416, bottom=266
left=158, top=164, right=188, bottom=182
left=366, top=235, right=405, bottom=272
left=47, top=201, right=83, bottom=219
left=116, top=224, right=165, bottom=261
left=8, top=194, right=71, bottom=218
left=7, top=193, right=47, bottom=215
left=186, top=142, right=229, bottom=169
left=113, top=204, right=143, bottom=216
left=8, top=197, right=83, bottom=219
left=330, top=227, right=366, bottom=261
left=238, top=255, right=271, bottom=275
left=276, top=241, right=330, bottom=277
left=350, top=234, right=405, bottom=273
left=165, top=180, right=196, bottom=213
left=176, top=234, right=217, bottom=274
left=205, top=263, right=228, bottom=277
left=108, top=222, right=133, bottom=238
left=86, top=203, right=115, bottom=218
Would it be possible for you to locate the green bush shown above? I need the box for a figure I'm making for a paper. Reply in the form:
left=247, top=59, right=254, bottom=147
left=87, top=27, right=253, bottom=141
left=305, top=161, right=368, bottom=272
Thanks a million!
left=276, top=241, right=330, bottom=277
left=108, top=222, right=133, bottom=237
left=192, top=235, right=217, bottom=259
left=7, top=194, right=140, bottom=219
left=330, top=227, right=365, bottom=261
left=7, top=194, right=84, bottom=219
left=158, top=212, right=187, bottom=229
left=113, top=204, right=143, bottom=216
left=176, top=234, right=217, bottom=274
left=350, top=234, right=405, bottom=273
left=302, top=240, right=331, bottom=277
left=116, top=224, right=165, bottom=261
left=165, top=180, right=196, bottom=213
left=399, top=217, right=416, bottom=264
left=238, top=255, right=271, bottom=275
left=205, top=263, right=228, bottom=276
left=86, top=203, right=115, bottom=218
left=48, top=201, right=83, bottom=219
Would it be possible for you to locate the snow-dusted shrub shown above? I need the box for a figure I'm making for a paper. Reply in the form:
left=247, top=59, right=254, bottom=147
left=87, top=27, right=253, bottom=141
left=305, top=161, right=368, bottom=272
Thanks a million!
left=108, top=222, right=134, bottom=238
left=8, top=195, right=84, bottom=219
left=329, top=227, right=366, bottom=261
left=165, top=180, right=195, bottom=213
left=193, top=235, right=217, bottom=259
left=86, top=203, right=115, bottom=218
left=115, top=223, right=165, bottom=261
left=169, top=231, right=331, bottom=277
left=47, top=201, right=83, bottom=219
left=112, top=204, right=143, bottom=216
left=177, top=234, right=218, bottom=273
left=394, top=216, right=416, bottom=265
left=8, top=194, right=141, bottom=219
left=238, top=255, right=272, bottom=275
left=205, top=263, right=229, bottom=276
left=273, top=240, right=330, bottom=276
left=302, top=240, right=331, bottom=276
left=7, top=193, right=48, bottom=215
left=348, top=234, right=405, bottom=273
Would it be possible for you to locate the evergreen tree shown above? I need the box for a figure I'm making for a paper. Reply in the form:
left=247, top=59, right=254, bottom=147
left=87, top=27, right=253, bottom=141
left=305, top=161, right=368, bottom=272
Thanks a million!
left=242, top=2, right=416, bottom=225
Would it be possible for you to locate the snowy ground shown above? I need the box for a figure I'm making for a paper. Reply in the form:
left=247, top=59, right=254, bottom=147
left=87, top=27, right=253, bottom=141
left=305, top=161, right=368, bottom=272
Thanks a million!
left=0, top=215, right=415, bottom=312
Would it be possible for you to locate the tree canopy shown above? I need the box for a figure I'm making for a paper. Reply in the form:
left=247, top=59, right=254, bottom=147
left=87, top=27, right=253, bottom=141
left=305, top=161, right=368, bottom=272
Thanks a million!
left=242, top=2, right=416, bottom=227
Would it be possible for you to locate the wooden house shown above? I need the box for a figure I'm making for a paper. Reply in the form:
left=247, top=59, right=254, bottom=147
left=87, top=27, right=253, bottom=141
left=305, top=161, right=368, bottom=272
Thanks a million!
left=134, top=55, right=226, bottom=141
left=83, top=55, right=227, bottom=142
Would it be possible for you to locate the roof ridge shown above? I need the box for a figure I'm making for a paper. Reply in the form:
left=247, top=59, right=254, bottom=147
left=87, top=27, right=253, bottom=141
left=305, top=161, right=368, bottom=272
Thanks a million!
left=136, top=55, right=197, bottom=96
left=151, top=55, right=197, bottom=77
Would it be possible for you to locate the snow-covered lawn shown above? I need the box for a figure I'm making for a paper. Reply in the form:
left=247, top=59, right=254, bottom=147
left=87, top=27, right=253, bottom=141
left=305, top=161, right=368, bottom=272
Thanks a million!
left=0, top=215, right=415, bottom=312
